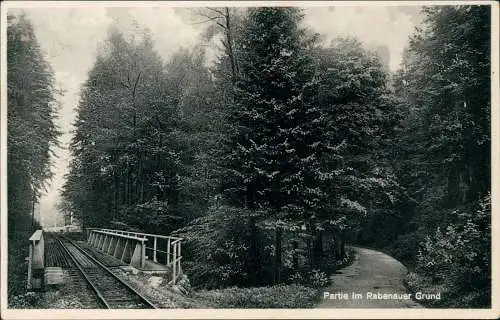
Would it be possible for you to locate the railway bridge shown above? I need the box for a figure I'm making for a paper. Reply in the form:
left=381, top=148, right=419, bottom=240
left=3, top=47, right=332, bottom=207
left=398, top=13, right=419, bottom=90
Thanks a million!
left=27, top=228, right=183, bottom=308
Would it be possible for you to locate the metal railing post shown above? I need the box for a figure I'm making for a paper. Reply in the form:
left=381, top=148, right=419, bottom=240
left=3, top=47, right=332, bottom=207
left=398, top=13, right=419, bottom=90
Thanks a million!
left=172, top=243, right=177, bottom=284
left=178, top=242, right=181, bottom=275
left=153, top=237, right=157, bottom=262
left=167, top=238, right=171, bottom=265
left=141, top=239, right=146, bottom=268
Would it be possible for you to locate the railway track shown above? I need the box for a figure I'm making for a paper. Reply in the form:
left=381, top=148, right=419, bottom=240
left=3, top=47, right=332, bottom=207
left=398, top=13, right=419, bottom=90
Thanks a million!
left=55, top=235, right=157, bottom=309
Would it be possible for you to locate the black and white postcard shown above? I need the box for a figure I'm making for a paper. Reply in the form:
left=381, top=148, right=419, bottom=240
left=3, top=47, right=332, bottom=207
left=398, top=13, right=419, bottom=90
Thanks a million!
left=1, top=1, right=498, bottom=319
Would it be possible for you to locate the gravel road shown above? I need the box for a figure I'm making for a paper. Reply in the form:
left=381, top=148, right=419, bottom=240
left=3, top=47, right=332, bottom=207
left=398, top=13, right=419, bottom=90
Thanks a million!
left=318, top=247, right=423, bottom=308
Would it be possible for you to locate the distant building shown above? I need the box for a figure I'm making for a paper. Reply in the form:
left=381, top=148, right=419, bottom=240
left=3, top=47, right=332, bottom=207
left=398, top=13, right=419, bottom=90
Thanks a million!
left=64, top=211, right=72, bottom=226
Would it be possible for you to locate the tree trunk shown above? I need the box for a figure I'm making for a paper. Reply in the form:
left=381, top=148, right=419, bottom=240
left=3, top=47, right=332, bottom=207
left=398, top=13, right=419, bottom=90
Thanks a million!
left=113, top=171, right=118, bottom=221
left=292, top=240, right=299, bottom=270
left=274, top=227, right=282, bottom=284
left=313, top=230, right=323, bottom=267
left=132, top=166, right=137, bottom=205
left=140, top=173, right=145, bottom=204
left=31, top=194, right=35, bottom=230
left=340, top=229, right=345, bottom=259
left=118, top=172, right=124, bottom=217
left=447, top=164, right=460, bottom=207
left=124, top=166, right=129, bottom=206
left=334, top=233, right=342, bottom=260
left=247, top=216, right=259, bottom=284
left=137, top=153, right=143, bottom=204
left=307, top=237, right=313, bottom=267
left=224, top=7, right=238, bottom=82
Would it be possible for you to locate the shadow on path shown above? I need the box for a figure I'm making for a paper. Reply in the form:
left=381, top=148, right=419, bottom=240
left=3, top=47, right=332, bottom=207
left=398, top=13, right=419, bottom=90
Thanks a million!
left=317, top=247, right=423, bottom=308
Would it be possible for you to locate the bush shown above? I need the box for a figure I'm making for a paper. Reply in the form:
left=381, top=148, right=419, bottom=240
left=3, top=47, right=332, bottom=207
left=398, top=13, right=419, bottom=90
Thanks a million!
left=174, top=205, right=274, bottom=289
left=308, top=270, right=329, bottom=288
left=384, top=232, right=419, bottom=267
left=409, top=194, right=491, bottom=307
left=118, top=200, right=182, bottom=235
left=288, top=269, right=329, bottom=288
left=182, top=260, right=246, bottom=290
left=195, top=284, right=319, bottom=308
left=9, top=292, right=41, bottom=308
left=8, top=220, right=37, bottom=305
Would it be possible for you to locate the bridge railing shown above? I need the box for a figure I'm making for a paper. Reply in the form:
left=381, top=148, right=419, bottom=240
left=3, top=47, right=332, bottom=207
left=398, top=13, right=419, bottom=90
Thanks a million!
left=27, top=229, right=44, bottom=290
left=87, top=228, right=183, bottom=283
left=87, top=229, right=148, bottom=268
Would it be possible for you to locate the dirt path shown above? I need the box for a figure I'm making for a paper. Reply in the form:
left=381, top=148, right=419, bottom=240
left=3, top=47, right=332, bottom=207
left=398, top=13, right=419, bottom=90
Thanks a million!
left=318, top=247, right=423, bottom=308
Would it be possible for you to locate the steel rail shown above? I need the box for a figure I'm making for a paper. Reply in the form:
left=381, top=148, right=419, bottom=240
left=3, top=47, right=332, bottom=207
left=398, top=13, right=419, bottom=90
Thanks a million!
left=55, top=236, right=110, bottom=308
left=57, top=235, right=158, bottom=309
left=63, top=236, right=158, bottom=309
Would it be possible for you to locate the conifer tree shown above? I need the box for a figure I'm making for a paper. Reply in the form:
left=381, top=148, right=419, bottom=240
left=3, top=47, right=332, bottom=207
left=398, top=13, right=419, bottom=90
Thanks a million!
left=63, top=26, right=187, bottom=232
left=7, top=13, right=60, bottom=297
left=223, top=7, right=330, bottom=282
left=392, top=6, right=491, bottom=307
left=314, top=38, right=405, bottom=258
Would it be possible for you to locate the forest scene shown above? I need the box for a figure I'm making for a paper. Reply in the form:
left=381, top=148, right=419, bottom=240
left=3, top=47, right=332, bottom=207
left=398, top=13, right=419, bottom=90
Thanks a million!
left=5, top=4, right=492, bottom=310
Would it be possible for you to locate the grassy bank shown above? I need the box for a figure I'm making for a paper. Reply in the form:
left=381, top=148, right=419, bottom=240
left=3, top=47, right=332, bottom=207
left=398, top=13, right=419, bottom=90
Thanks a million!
left=194, top=284, right=320, bottom=308
left=114, top=268, right=322, bottom=308
left=8, top=226, right=33, bottom=307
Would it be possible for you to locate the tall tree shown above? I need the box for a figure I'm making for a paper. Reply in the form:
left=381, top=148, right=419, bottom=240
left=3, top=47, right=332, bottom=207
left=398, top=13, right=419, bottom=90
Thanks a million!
left=166, top=47, right=225, bottom=221
left=314, top=37, right=405, bottom=260
left=399, top=6, right=490, bottom=208
left=7, top=13, right=60, bottom=297
left=393, top=6, right=491, bottom=307
left=222, top=7, right=330, bottom=282
left=63, top=25, right=186, bottom=233
left=62, top=25, right=222, bottom=234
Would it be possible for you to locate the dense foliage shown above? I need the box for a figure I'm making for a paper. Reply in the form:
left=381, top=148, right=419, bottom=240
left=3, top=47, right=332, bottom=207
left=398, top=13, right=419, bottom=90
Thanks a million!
left=174, top=8, right=402, bottom=288
left=407, top=194, right=490, bottom=307
left=60, top=7, right=491, bottom=305
left=8, top=5, right=491, bottom=309
left=174, top=206, right=274, bottom=289
left=220, top=8, right=334, bottom=284
left=315, top=37, right=408, bottom=257
left=7, top=13, right=60, bottom=299
left=381, top=6, right=490, bottom=307
left=61, top=26, right=222, bottom=234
